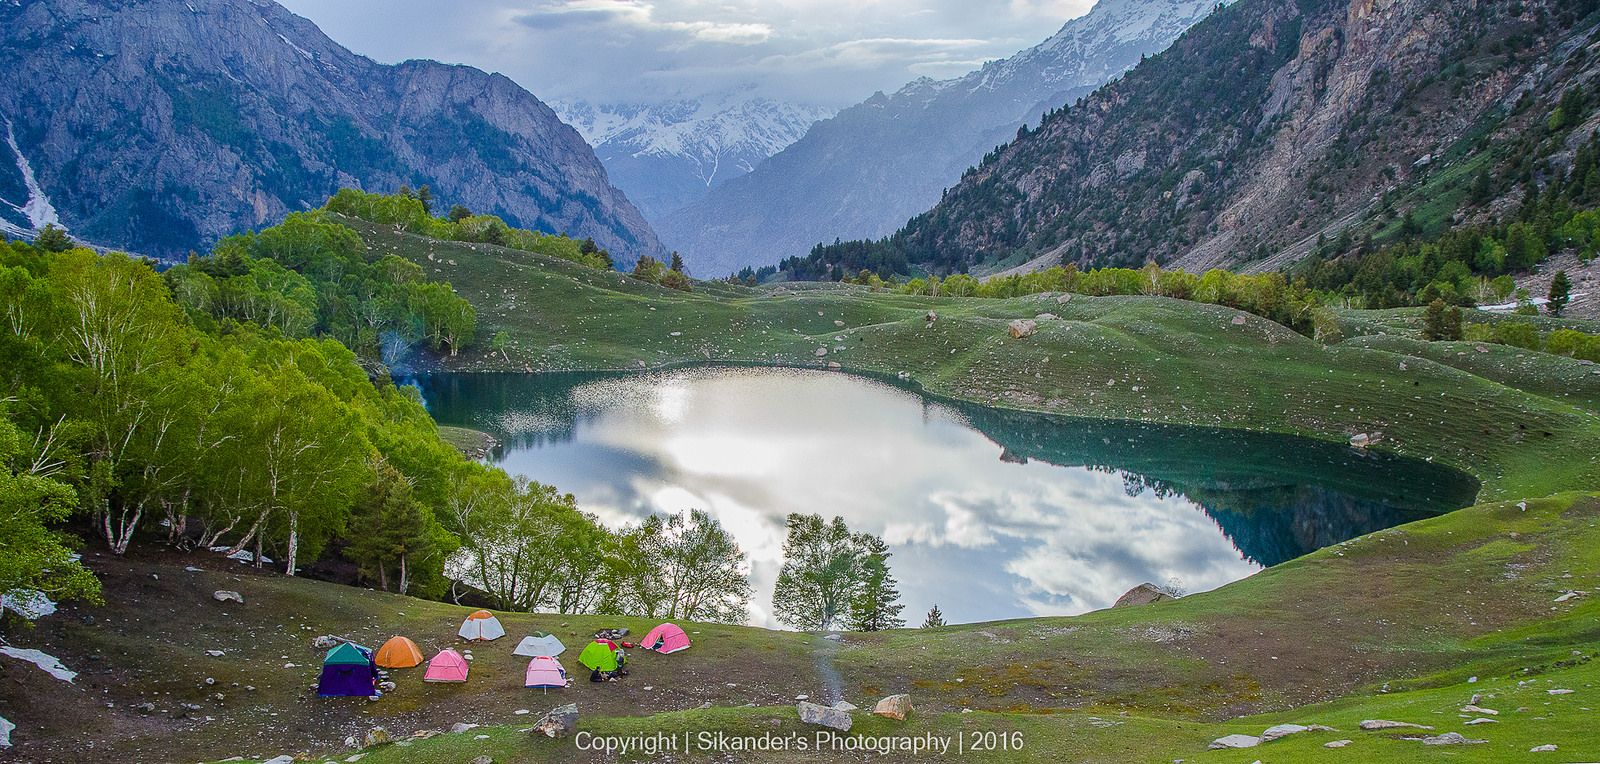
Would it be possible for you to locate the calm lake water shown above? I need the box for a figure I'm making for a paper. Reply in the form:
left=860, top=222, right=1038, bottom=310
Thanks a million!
left=415, top=367, right=1478, bottom=627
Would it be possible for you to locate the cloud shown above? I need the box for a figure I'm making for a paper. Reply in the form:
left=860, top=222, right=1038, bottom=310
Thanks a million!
left=278, top=0, right=1097, bottom=106
left=513, top=0, right=772, bottom=45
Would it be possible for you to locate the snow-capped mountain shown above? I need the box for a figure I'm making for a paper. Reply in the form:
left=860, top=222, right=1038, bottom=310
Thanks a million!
left=660, top=0, right=1228, bottom=276
left=556, top=93, right=833, bottom=226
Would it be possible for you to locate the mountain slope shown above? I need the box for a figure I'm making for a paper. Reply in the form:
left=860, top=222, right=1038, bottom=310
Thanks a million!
left=0, top=0, right=664, bottom=261
left=872, top=0, right=1600, bottom=275
left=659, top=0, right=1226, bottom=276
left=557, top=93, right=832, bottom=226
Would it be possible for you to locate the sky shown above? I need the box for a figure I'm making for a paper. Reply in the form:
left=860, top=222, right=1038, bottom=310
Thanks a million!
left=276, top=0, right=1096, bottom=107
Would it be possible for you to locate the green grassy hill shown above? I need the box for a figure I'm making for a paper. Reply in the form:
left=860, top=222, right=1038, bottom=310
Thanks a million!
left=348, top=217, right=1600, bottom=500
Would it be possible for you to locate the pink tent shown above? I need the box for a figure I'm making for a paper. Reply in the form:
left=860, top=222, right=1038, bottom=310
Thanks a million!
left=524, top=656, right=568, bottom=690
left=423, top=648, right=469, bottom=683
left=641, top=623, right=691, bottom=654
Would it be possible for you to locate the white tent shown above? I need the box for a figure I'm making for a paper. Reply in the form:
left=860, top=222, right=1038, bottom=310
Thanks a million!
left=457, top=610, right=506, bottom=641
left=512, top=634, right=567, bottom=658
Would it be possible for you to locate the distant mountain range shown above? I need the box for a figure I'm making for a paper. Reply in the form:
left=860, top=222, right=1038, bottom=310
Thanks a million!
left=556, top=93, right=833, bottom=228
left=0, top=0, right=664, bottom=261
left=659, top=0, right=1227, bottom=276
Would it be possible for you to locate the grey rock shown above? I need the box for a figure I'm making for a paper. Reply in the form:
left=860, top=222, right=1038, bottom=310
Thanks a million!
left=1359, top=720, right=1432, bottom=731
left=531, top=704, right=578, bottom=738
left=1208, top=734, right=1260, bottom=749
left=212, top=590, right=244, bottom=604
left=798, top=701, right=852, bottom=731
left=1113, top=583, right=1174, bottom=608
left=1420, top=732, right=1485, bottom=745
left=468, top=757, right=494, bottom=764
left=1529, top=744, right=1558, bottom=752
left=1260, top=723, right=1309, bottom=742
left=450, top=722, right=479, bottom=734
left=1324, top=739, right=1352, bottom=748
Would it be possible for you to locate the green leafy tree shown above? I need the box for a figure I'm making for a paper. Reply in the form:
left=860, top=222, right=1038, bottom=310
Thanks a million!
left=846, top=534, right=904, bottom=631
left=447, top=204, right=472, bottom=223
left=607, top=509, right=751, bottom=622
left=772, top=514, right=862, bottom=631
left=0, top=411, right=101, bottom=608
left=1548, top=271, right=1572, bottom=316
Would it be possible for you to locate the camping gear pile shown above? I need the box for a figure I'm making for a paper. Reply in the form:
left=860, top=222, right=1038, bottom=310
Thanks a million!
left=315, top=613, right=692, bottom=698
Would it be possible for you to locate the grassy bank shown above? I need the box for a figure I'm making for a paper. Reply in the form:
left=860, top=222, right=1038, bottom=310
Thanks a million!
left=8, top=495, right=1594, bottom=762
left=347, top=217, right=1600, bottom=499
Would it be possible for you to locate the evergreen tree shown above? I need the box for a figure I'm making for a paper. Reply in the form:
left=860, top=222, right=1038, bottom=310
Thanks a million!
left=846, top=535, right=904, bottom=631
left=1422, top=298, right=1463, bottom=341
left=1549, top=270, right=1572, bottom=316
left=346, top=460, right=435, bottom=593
left=32, top=224, right=72, bottom=252
left=921, top=604, right=946, bottom=628
left=415, top=184, right=434, bottom=215
left=448, top=204, right=472, bottom=222
left=669, top=252, right=686, bottom=274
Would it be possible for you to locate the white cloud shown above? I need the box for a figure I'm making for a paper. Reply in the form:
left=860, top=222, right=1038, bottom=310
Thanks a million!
left=277, top=0, right=1096, bottom=106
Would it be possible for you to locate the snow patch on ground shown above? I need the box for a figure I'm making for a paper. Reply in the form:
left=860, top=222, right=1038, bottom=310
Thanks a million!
left=210, top=545, right=272, bottom=564
left=2, top=118, right=63, bottom=233
left=1, top=590, right=57, bottom=620
left=0, top=646, right=77, bottom=683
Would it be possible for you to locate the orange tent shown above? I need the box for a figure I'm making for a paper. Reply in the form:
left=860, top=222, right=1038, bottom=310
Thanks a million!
left=374, top=636, right=424, bottom=669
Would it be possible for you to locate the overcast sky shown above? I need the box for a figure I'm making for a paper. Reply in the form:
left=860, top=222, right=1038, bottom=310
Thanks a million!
left=277, top=0, right=1095, bottom=107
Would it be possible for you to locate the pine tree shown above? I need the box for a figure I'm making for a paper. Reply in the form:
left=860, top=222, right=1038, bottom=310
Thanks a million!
left=1549, top=270, right=1572, bottom=316
left=846, top=535, right=904, bottom=631
left=1422, top=298, right=1462, bottom=341
left=32, top=224, right=72, bottom=252
left=669, top=252, right=687, bottom=274
left=345, top=461, right=435, bottom=594
left=921, top=604, right=946, bottom=629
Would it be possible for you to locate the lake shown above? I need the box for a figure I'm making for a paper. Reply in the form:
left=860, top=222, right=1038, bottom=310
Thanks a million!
left=414, top=367, right=1479, bottom=627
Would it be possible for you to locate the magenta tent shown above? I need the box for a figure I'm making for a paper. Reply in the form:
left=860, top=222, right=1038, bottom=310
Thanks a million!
left=641, top=623, right=691, bottom=654
left=423, top=648, right=469, bottom=683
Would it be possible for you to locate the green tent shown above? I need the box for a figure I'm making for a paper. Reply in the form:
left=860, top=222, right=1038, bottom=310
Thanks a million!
left=323, top=642, right=373, bottom=665
left=577, top=640, right=619, bottom=672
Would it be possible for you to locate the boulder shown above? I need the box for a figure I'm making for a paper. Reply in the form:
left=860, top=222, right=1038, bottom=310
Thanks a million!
left=344, top=726, right=390, bottom=749
left=1208, top=734, right=1260, bottom=749
left=833, top=701, right=858, bottom=712
left=1359, top=720, right=1432, bottom=731
left=469, top=756, right=494, bottom=764
left=798, top=701, right=852, bottom=731
left=1231, top=314, right=1248, bottom=326
left=450, top=722, right=479, bottom=734
left=1324, top=740, right=1353, bottom=748
left=212, top=590, right=244, bottom=604
left=1421, top=732, right=1485, bottom=745
left=834, top=320, right=845, bottom=327
left=1463, top=718, right=1497, bottom=725
left=814, top=347, right=829, bottom=357
left=1035, top=313, right=1057, bottom=320
left=261, top=757, right=295, bottom=764
left=1260, top=723, right=1310, bottom=742
left=1113, top=583, right=1174, bottom=608
left=924, top=311, right=937, bottom=323
left=1459, top=704, right=1497, bottom=715
left=311, top=635, right=340, bottom=649
left=1056, top=294, right=1072, bottom=304
left=1349, top=433, right=1371, bottom=448
left=872, top=694, right=912, bottom=721
left=531, top=704, right=578, bottom=738
left=1007, top=319, right=1038, bottom=339
left=1530, top=744, right=1558, bottom=752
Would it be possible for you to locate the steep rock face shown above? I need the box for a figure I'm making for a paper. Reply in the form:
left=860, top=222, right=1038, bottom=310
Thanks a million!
left=888, top=0, right=1596, bottom=273
left=660, top=0, right=1225, bottom=276
left=557, top=94, right=833, bottom=227
left=0, top=0, right=664, bottom=260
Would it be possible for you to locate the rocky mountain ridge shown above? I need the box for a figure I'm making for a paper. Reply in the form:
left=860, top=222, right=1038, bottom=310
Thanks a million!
left=0, top=0, right=664, bottom=260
